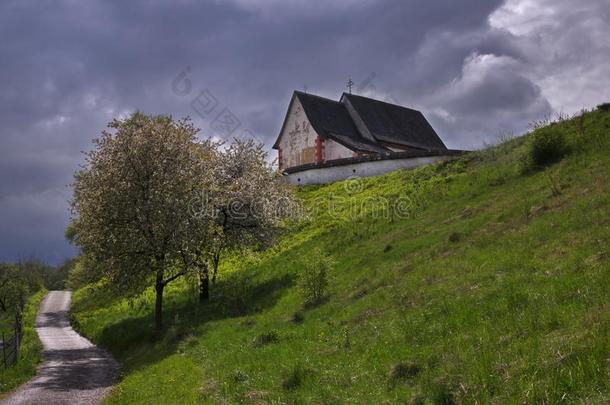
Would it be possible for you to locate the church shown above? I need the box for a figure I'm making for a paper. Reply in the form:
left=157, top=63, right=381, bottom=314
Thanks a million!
left=273, top=90, right=463, bottom=185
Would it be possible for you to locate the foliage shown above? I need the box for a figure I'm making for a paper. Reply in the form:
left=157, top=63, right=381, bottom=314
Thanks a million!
left=525, top=127, right=569, bottom=169
left=70, top=113, right=297, bottom=329
left=281, top=363, right=313, bottom=390
left=70, top=112, right=218, bottom=329
left=252, top=330, right=279, bottom=347
left=193, top=139, right=300, bottom=300
left=0, top=261, right=48, bottom=316
left=597, top=102, right=610, bottom=112
left=43, top=258, right=74, bottom=290
left=389, top=361, right=422, bottom=382
left=297, top=250, right=333, bottom=307
left=0, top=290, right=46, bottom=394
left=66, top=255, right=99, bottom=291
left=70, top=108, right=609, bottom=403
left=221, top=272, right=253, bottom=316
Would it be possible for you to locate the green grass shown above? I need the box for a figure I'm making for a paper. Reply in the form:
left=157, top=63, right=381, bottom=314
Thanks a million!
left=0, top=290, right=46, bottom=396
left=71, top=109, right=610, bottom=404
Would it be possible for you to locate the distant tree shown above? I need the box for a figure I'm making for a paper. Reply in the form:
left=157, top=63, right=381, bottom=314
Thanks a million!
left=0, top=264, right=23, bottom=314
left=70, top=113, right=218, bottom=330
left=0, top=260, right=45, bottom=317
left=65, top=255, right=102, bottom=290
left=44, top=258, right=75, bottom=290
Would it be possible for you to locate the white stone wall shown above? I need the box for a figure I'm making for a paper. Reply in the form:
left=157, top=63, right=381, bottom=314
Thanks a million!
left=324, top=138, right=354, bottom=161
left=284, top=156, right=447, bottom=185
left=277, top=97, right=319, bottom=169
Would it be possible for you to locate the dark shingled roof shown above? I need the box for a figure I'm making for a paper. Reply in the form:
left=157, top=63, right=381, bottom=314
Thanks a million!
left=341, top=93, right=447, bottom=150
left=273, top=91, right=446, bottom=153
left=291, top=91, right=389, bottom=154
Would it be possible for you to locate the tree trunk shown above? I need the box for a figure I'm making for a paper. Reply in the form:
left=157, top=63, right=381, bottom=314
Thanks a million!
left=199, top=262, right=209, bottom=302
left=155, top=271, right=165, bottom=331
left=211, top=250, right=221, bottom=284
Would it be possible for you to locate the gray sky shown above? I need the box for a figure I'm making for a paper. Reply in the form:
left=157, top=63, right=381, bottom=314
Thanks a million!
left=1, top=0, right=609, bottom=264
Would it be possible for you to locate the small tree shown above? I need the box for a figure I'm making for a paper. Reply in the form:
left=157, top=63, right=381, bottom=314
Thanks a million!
left=0, top=264, right=23, bottom=314
left=298, top=250, right=333, bottom=307
left=70, top=113, right=218, bottom=330
left=192, top=139, right=299, bottom=301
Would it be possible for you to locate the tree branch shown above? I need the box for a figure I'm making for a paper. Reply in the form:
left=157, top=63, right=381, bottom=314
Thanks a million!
left=162, top=271, right=187, bottom=287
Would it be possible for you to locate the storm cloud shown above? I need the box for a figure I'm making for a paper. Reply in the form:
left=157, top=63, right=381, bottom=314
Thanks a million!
left=0, top=0, right=608, bottom=263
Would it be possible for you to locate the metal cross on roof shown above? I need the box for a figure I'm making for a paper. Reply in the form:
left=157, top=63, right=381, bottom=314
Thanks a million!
left=347, top=78, right=354, bottom=94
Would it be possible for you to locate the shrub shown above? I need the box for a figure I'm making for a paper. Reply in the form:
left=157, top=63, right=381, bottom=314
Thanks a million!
left=252, top=330, right=279, bottom=347
left=389, top=361, right=422, bottom=382
left=526, top=129, right=568, bottom=169
left=281, top=363, right=312, bottom=390
left=298, top=251, right=333, bottom=307
left=290, top=311, right=304, bottom=324
left=222, top=274, right=253, bottom=316
left=231, top=369, right=249, bottom=383
left=448, top=232, right=461, bottom=243
left=429, top=377, right=457, bottom=405
left=597, top=102, right=610, bottom=112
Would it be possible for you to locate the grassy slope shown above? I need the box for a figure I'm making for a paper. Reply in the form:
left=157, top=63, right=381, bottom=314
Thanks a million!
left=72, top=110, right=610, bottom=404
left=0, top=290, right=46, bottom=395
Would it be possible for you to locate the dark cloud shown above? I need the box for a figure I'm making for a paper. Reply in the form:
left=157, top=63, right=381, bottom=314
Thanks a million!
left=0, top=0, right=608, bottom=263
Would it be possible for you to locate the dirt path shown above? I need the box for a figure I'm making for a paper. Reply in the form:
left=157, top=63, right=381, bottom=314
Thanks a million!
left=1, top=291, right=117, bottom=405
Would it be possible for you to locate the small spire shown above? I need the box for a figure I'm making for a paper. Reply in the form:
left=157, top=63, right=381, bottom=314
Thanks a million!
left=303, top=84, right=308, bottom=94
left=347, top=78, right=354, bottom=94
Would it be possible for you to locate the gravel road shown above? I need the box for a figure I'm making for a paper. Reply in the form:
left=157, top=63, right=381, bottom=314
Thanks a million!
left=1, top=291, right=118, bottom=405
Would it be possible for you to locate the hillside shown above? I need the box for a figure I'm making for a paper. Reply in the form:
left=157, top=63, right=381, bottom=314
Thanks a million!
left=70, top=108, right=609, bottom=404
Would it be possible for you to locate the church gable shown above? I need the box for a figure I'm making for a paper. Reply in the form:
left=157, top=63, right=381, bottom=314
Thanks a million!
left=275, top=95, right=320, bottom=169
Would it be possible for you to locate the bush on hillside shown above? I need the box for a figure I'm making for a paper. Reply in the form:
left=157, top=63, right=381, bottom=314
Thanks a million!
left=597, top=102, right=610, bottom=112
left=252, top=330, right=280, bottom=347
left=388, top=361, right=422, bottom=382
left=298, top=250, right=333, bottom=307
left=222, top=273, right=253, bottom=316
left=524, top=128, right=568, bottom=170
left=281, top=363, right=313, bottom=390
left=66, top=256, right=102, bottom=291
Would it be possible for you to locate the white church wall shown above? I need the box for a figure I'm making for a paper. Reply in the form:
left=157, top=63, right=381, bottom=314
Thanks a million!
left=277, top=97, right=319, bottom=169
left=284, top=156, right=447, bottom=185
left=324, top=139, right=354, bottom=161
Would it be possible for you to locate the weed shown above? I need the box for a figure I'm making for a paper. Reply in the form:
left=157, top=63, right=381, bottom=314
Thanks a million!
left=232, top=369, right=249, bottom=383
left=252, top=330, right=280, bottom=347
left=222, top=273, right=253, bottom=316
left=544, top=169, right=562, bottom=196
left=448, top=232, right=461, bottom=243
left=428, top=377, right=457, bottom=405
left=281, top=363, right=312, bottom=390
left=389, top=361, right=422, bottom=382
left=290, top=311, right=304, bottom=324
